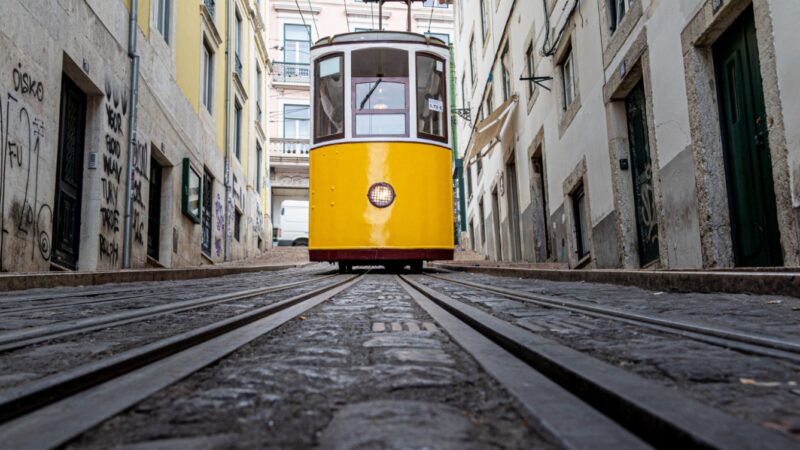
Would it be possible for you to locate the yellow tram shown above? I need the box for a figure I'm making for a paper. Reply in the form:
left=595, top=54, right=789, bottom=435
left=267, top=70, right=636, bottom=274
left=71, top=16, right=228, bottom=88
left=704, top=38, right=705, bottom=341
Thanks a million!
left=308, top=30, right=454, bottom=273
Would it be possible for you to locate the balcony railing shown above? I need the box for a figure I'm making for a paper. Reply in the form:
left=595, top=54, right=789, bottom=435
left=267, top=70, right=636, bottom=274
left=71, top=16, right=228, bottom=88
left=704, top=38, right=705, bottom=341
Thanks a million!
left=203, top=0, right=215, bottom=18
left=270, top=138, right=310, bottom=158
left=271, top=62, right=310, bottom=84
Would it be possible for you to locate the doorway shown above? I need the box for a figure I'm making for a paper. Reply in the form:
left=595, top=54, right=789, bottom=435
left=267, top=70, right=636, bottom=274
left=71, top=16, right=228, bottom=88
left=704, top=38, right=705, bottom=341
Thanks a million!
left=624, top=81, right=660, bottom=266
left=491, top=187, right=502, bottom=261
left=147, top=157, right=162, bottom=260
left=201, top=171, right=213, bottom=256
left=713, top=7, right=781, bottom=267
left=531, top=151, right=550, bottom=260
left=505, top=159, right=522, bottom=261
left=52, top=76, right=87, bottom=270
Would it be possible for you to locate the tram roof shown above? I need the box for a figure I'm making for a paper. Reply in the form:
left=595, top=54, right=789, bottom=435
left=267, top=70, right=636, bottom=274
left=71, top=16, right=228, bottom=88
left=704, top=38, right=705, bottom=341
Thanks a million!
left=312, top=31, right=449, bottom=50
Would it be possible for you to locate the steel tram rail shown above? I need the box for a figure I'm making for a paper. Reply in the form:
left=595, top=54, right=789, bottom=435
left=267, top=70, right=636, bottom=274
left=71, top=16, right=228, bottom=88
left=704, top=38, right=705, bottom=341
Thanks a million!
left=0, top=269, right=336, bottom=317
left=0, top=274, right=363, bottom=449
left=423, top=272, right=800, bottom=363
left=0, top=274, right=339, bottom=353
left=399, top=274, right=798, bottom=450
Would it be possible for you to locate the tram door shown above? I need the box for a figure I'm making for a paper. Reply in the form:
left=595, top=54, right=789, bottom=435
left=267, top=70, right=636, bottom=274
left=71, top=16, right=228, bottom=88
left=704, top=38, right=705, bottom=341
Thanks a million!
left=52, top=76, right=87, bottom=269
left=624, top=81, right=659, bottom=266
left=713, top=7, right=782, bottom=267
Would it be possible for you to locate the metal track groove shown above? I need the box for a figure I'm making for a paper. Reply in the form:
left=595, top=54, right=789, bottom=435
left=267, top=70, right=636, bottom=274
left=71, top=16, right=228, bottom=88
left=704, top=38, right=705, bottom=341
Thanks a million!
left=400, top=275, right=798, bottom=450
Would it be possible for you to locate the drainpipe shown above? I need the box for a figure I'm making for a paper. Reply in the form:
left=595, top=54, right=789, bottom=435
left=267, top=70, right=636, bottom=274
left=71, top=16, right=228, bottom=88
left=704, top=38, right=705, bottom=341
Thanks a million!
left=223, top=0, right=233, bottom=262
left=122, top=0, right=141, bottom=269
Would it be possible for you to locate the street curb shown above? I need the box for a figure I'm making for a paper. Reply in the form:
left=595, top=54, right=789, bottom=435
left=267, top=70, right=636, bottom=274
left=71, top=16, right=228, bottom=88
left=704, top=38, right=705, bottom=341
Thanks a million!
left=432, top=263, right=800, bottom=298
left=0, top=263, right=307, bottom=293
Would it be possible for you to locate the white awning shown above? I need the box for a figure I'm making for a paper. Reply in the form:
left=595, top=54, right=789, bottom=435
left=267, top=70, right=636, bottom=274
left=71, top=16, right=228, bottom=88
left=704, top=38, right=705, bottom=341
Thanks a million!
left=465, top=95, right=518, bottom=164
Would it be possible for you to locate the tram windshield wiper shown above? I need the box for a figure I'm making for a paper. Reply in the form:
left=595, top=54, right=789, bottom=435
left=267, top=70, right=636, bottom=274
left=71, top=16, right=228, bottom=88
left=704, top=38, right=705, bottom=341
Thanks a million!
left=359, top=79, right=383, bottom=110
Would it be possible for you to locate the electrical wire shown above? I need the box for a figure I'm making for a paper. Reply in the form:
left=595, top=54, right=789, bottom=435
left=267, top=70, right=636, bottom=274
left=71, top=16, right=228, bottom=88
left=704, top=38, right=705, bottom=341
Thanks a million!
left=293, top=0, right=312, bottom=42
left=343, top=0, right=352, bottom=31
left=306, top=0, right=320, bottom=41
left=427, top=1, right=435, bottom=33
left=541, top=0, right=579, bottom=57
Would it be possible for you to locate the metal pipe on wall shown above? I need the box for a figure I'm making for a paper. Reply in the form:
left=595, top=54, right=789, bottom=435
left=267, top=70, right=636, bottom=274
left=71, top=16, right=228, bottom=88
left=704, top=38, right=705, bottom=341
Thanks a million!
left=122, top=0, right=141, bottom=269
left=223, top=0, right=233, bottom=262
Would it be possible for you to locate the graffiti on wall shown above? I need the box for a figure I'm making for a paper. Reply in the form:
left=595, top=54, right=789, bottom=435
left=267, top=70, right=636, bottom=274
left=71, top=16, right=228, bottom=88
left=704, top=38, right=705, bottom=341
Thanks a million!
left=98, top=78, right=127, bottom=266
left=0, top=63, right=53, bottom=271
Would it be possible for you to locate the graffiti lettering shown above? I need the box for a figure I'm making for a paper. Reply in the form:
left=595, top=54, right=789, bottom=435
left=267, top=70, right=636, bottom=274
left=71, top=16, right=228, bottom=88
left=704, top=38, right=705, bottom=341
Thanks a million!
left=132, top=209, right=144, bottom=245
left=98, top=234, right=119, bottom=265
left=12, top=63, right=44, bottom=102
left=100, top=207, right=120, bottom=233
left=105, top=103, right=122, bottom=135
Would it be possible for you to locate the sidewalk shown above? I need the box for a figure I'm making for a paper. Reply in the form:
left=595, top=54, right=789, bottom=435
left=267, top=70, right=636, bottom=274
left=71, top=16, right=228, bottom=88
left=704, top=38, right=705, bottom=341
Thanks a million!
left=0, top=248, right=312, bottom=293
left=434, top=260, right=800, bottom=298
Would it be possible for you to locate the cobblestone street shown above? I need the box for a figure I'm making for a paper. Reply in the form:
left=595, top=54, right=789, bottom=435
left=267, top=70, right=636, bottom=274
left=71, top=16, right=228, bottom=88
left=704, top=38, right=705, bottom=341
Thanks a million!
left=1, top=264, right=798, bottom=449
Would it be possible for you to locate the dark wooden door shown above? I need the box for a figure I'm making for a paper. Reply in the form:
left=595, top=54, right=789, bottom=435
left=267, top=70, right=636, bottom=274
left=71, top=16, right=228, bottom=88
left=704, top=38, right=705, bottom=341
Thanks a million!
left=201, top=172, right=213, bottom=256
left=625, top=81, right=660, bottom=266
left=491, top=189, right=502, bottom=260
left=505, top=160, right=522, bottom=261
left=714, top=8, right=782, bottom=267
left=147, top=158, right=162, bottom=260
left=52, top=76, right=87, bottom=269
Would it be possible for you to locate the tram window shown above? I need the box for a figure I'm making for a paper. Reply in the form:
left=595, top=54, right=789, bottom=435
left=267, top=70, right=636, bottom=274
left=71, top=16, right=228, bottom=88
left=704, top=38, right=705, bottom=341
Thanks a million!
left=416, top=53, right=447, bottom=142
left=352, top=48, right=409, bottom=137
left=314, top=53, right=344, bottom=142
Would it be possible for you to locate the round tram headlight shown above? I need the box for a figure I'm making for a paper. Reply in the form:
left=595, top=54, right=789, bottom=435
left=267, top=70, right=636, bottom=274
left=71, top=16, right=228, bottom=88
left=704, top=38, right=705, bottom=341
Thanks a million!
left=367, top=182, right=396, bottom=208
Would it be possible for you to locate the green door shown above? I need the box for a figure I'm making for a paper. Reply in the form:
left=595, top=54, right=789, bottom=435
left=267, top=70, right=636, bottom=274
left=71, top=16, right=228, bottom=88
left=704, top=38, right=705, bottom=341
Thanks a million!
left=625, top=81, right=660, bottom=266
left=713, top=8, right=782, bottom=267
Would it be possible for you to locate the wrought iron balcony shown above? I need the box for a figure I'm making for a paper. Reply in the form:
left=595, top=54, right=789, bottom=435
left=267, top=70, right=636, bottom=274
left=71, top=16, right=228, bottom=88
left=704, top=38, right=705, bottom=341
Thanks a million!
left=203, top=0, right=215, bottom=18
left=271, top=62, right=310, bottom=85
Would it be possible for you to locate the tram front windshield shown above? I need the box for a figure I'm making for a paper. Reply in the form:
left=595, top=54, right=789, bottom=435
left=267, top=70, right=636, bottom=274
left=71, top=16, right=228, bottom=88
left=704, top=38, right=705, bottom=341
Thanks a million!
left=352, top=48, right=409, bottom=137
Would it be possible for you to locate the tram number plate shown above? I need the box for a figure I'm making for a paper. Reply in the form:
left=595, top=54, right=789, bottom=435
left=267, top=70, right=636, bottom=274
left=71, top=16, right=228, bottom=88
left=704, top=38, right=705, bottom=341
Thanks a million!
left=428, top=98, right=444, bottom=112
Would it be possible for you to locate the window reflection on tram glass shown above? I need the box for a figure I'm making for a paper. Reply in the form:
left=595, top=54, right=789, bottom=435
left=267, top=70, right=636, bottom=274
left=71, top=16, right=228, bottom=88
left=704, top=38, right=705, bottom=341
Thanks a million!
left=314, top=54, right=344, bottom=141
left=352, top=48, right=409, bottom=137
left=416, top=54, right=447, bottom=141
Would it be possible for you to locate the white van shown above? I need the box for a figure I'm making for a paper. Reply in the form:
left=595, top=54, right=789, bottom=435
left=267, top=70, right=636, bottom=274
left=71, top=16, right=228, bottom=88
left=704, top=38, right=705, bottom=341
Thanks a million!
left=277, top=200, right=309, bottom=246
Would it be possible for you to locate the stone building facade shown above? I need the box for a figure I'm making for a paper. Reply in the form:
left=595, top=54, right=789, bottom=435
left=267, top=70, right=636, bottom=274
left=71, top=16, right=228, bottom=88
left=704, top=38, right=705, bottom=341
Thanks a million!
left=0, top=0, right=270, bottom=272
left=265, top=0, right=454, bottom=241
left=456, top=0, right=800, bottom=269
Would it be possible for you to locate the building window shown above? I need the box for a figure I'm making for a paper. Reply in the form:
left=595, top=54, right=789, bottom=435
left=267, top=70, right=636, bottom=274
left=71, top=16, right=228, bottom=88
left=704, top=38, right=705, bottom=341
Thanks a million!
left=234, top=9, right=243, bottom=77
left=256, top=142, right=262, bottom=193
left=352, top=48, right=409, bottom=137
left=284, top=24, right=311, bottom=65
left=234, top=210, right=242, bottom=242
left=478, top=198, right=486, bottom=244
left=155, top=0, right=170, bottom=43
left=416, top=53, right=447, bottom=142
left=234, top=101, right=242, bottom=160
left=501, top=43, right=511, bottom=101
left=256, top=64, right=263, bottom=124
left=284, top=104, right=310, bottom=150
left=609, top=0, right=633, bottom=33
left=572, top=183, right=590, bottom=259
left=469, top=36, right=477, bottom=85
left=561, top=48, right=576, bottom=109
left=479, top=0, right=488, bottom=42
left=460, top=73, right=467, bottom=108
left=485, top=84, right=493, bottom=115
left=477, top=151, right=483, bottom=174
left=466, top=164, right=473, bottom=198
left=314, top=53, right=345, bottom=142
left=423, top=0, right=448, bottom=8
left=201, top=40, right=214, bottom=113
left=525, top=42, right=535, bottom=97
